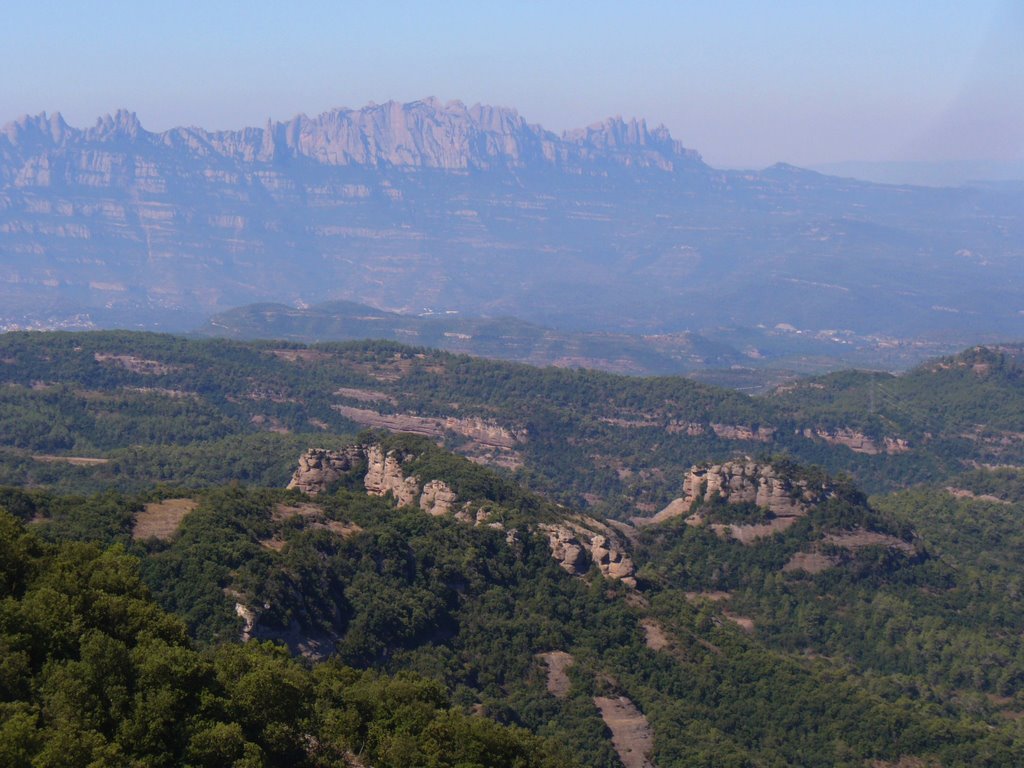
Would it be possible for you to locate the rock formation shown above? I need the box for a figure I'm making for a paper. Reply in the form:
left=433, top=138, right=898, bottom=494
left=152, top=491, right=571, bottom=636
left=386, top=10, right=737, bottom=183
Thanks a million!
left=636, top=459, right=832, bottom=530
left=681, top=460, right=825, bottom=517
left=288, top=444, right=638, bottom=586
left=287, top=446, right=363, bottom=495
left=801, top=427, right=909, bottom=455
left=541, top=518, right=637, bottom=588
left=419, top=479, right=457, bottom=516
left=363, top=444, right=421, bottom=506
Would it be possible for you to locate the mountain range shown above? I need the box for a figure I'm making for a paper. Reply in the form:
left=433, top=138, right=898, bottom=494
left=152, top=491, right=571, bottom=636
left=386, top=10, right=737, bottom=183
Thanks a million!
left=2, top=98, right=1022, bottom=356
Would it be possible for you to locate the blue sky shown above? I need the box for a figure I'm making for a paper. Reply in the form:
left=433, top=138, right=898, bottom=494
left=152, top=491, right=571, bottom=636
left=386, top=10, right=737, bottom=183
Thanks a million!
left=2, top=0, right=1021, bottom=168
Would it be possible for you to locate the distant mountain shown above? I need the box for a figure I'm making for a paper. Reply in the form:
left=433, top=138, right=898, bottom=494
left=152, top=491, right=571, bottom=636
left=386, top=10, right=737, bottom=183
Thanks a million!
left=2, top=98, right=1022, bottom=349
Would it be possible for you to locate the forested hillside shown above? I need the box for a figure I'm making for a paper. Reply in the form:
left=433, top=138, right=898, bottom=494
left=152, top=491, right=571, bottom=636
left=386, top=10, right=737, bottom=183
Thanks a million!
left=1, top=330, right=1023, bottom=765
left=0, top=332, right=1020, bottom=500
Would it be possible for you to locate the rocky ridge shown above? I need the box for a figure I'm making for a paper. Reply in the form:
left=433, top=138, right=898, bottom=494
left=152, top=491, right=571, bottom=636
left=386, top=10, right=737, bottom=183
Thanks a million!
left=1, top=100, right=703, bottom=180
left=287, top=444, right=638, bottom=587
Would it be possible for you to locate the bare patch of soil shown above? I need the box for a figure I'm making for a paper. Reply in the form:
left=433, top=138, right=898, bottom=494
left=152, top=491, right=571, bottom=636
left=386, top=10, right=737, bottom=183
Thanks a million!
left=783, top=551, right=839, bottom=574
left=711, top=516, right=798, bottom=544
left=32, top=454, right=109, bottom=466
left=945, top=487, right=1012, bottom=505
left=269, top=348, right=335, bottom=363
left=722, top=611, right=755, bottom=633
left=824, top=529, right=915, bottom=554
left=593, top=696, right=655, bottom=768
left=870, top=758, right=942, bottom=768
left=632, top=497, right=688, bottom=527
left=641, top=619, right=671, bottom=651
left=133, top=498, right=198, bottom=541
left=537, top=651, right=574, bottom=698
left=94, top=352, right=184, bottom=375
left=263, top=504, right=362, bottom=549
left=334, top=387, right=397, bottom=405
left=684, top=591, right=731, bottom=603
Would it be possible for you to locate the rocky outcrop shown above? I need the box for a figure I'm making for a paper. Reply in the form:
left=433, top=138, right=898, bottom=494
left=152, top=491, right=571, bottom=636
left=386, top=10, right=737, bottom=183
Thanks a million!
left=635, top=460, right=832, bottom=529
left=287, top=447, right=363, bottom=495
left=332, top=405, right=526, bottom=449
left=664, top=422, right=775, bottom=441
left=710, top=423, right=775, bottom=442
left=541, top=518, right=637, bottom=588
left=363, top=444, right=421, bottom=506
left=590, top=534, right=637, bottom=584
left=544, top=525, right=591, bottom=576
left=682, top=460, right=825, bottom=517
left=801, top=427, right=909, bottom=455
left=419, top=479, right=457, bottom=516
left=288, top=445, right=638, bottom=586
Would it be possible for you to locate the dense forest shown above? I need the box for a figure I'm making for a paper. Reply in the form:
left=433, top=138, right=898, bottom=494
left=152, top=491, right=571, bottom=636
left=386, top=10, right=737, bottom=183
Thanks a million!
left=1, top=331, right=1023, bottom=765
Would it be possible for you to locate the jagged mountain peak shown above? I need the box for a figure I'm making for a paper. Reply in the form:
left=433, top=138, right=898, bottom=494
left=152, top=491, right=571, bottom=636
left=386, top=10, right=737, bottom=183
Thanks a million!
left=0, top=97, right=704, bottom=171
left=1, top=110, right=71, bottom=147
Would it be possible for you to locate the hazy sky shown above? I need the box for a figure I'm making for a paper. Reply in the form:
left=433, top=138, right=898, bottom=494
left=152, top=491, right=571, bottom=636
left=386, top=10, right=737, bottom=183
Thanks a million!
left=3, top=0, right=1021, bottom=168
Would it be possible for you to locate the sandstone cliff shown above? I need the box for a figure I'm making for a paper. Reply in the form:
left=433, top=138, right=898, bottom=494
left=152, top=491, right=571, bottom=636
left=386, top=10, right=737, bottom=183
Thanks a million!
left=363, top=444, right=421, bottom=506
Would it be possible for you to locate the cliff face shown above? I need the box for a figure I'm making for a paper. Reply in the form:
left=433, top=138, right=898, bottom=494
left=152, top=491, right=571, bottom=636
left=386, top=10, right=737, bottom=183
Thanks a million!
left=363, top=444, right=421, bottom=506
left=801, top=427, right=910, bottom=455
left=0, top=100, right=712, bottom=328
left=3, top=99, right=1019, bottom=348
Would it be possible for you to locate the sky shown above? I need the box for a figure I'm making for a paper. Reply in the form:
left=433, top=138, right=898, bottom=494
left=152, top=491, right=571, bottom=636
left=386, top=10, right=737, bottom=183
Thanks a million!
left=2, top=0, right=1022, bottom=169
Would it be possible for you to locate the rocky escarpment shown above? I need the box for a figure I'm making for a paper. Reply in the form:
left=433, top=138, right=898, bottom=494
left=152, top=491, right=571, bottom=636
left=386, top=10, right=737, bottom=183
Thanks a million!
left=1, top=100, right=702, bottom=177
left=801, top=427, right=910, bottom=455
left=363, top=443, right=422, bottom=506
left=682, top=460, right=827, bottom=515
left=288, top=445, right=452, bottom=510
